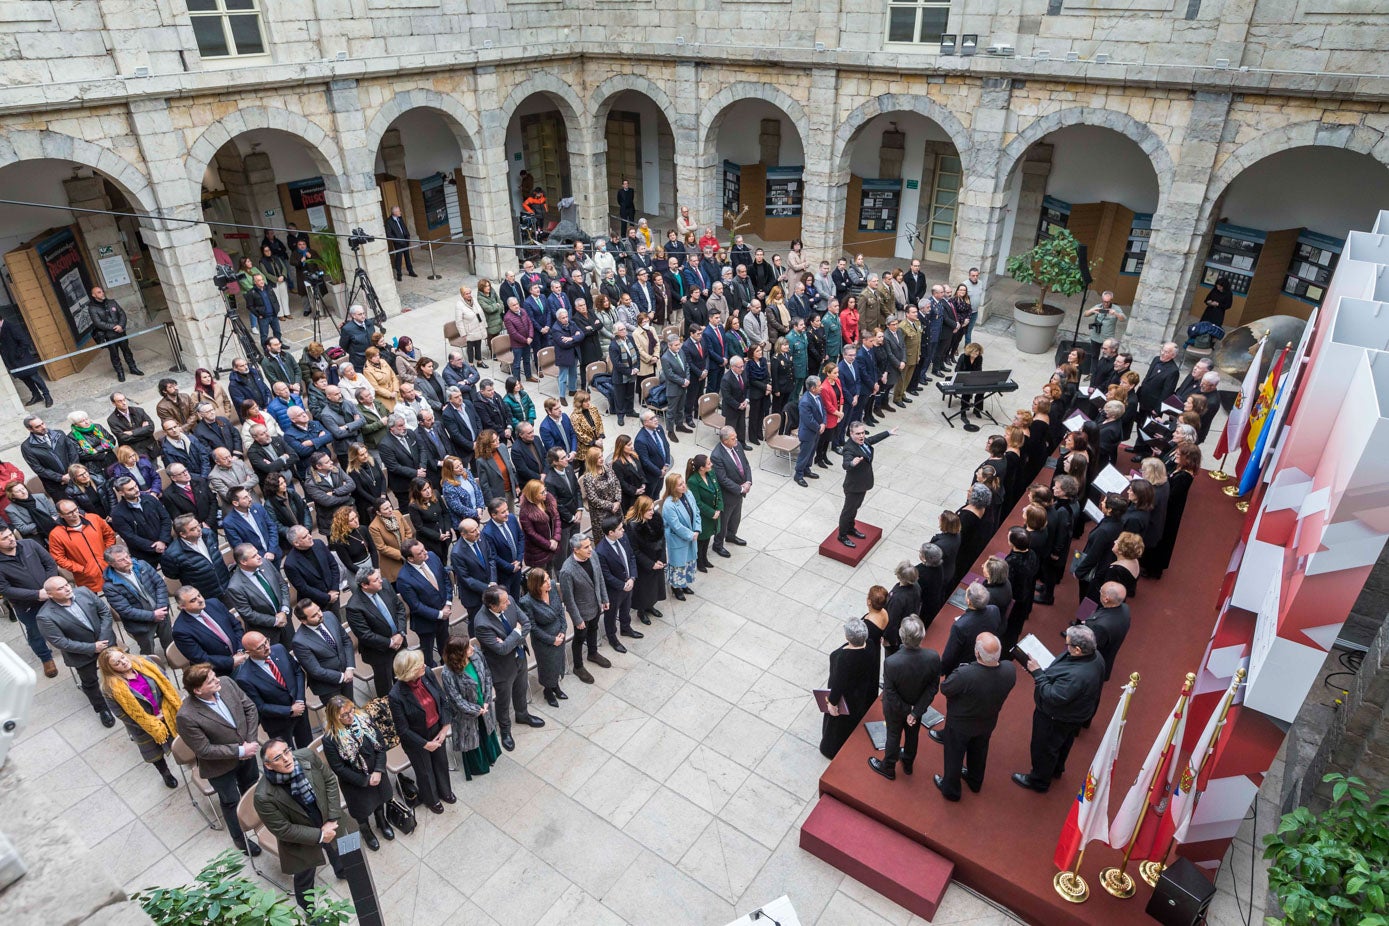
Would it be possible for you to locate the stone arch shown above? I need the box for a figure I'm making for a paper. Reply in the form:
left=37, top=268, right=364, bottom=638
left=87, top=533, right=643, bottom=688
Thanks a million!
left=500, top=73, right=587, bottom=134
left=184, top=106, right=349, bottom=203
left=832, top=93, right=973, bottom=174
left=590, top=74, right=681, bottom=134
left=995, top=106, right=1176, bottom=202
left=363, top=88, right=481, bottom=164
left=698, top=81, right=811, bottom=169
left=0, top=130, right=157, bottom=213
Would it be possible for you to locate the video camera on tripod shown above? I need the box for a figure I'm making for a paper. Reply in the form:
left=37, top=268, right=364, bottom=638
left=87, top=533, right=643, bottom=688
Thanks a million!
left=347, top=228, right=375, bottom=251
left=211, top=261, right=262, bottom=368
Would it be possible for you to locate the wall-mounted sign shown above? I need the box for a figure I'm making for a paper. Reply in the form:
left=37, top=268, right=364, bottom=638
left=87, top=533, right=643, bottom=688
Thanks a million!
left=905, top=179, right=919, bottom=190
left=421, top=173, right=449, bottom=231
left=765, top=166, right=803, bottom=218
left=858, top=178, right=902, bottom=233
left=98, top=255, right=131, bottom=290
left=98, top=245, right=114, bottom=257
left=263, top=209, right=277, bottom=219
left=287, top=177, right=329, bottom=231
left=722, top=160, right=741, bottom=216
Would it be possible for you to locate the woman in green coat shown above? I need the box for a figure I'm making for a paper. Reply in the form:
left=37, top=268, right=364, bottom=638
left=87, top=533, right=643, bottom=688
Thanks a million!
left=477, top=278, right=505, bottom=340
left=685, top=453, right=723, bottom=572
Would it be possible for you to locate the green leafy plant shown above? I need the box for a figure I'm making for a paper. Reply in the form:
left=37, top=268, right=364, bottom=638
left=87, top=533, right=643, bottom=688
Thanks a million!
left=132, top=848, right=354, bottom=926
left=308, top=233, right=345, bottom=285
left=1004, top=227, right=1093, bottom=315
left=1262, top=773, right=1389, bottom=925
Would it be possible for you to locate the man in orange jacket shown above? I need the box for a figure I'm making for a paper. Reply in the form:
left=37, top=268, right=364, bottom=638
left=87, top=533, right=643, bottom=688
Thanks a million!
left=48, top=499, right=117, bottom=593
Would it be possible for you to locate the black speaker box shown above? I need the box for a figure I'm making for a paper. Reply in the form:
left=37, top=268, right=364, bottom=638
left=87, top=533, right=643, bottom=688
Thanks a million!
left=1144, top=856, right=1216, bottom=926
left=1077, top=243, right=1093, bottom=288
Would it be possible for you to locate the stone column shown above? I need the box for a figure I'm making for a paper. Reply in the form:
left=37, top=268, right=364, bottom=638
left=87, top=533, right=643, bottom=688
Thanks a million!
left=1007, top=144, right=1052, bottom=262
left=949, top=78, right=1013, bottom=323
left=569, top=115, right=606, bottom=236
left=1124, top=92, right=1231, bottom=354
left=670, top=63, right=703, bottom=227
left=472, top=67, right=524, bottom=280
left=63, top=174, right=147, bottom=324
left=241, top=150, right=280, bottom=241
left=801, top=68, right=843, bottom=264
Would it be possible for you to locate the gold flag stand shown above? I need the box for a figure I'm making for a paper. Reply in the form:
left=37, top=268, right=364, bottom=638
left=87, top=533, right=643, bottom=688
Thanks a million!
left=1139, top=668, right=1246, bottom=887
left=1208, top=459, right=1232, bottom=482
left=1100, top=673, right=1195, bottom=899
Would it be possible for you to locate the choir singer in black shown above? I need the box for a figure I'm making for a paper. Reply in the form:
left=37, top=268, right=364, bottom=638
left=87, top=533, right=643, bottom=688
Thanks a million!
left=931, top=631, right=1016, bottom=801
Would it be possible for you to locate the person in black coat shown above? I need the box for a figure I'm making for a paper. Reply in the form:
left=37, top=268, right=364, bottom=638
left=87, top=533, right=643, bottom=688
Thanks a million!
left=1095, top=401, right=1125, bottom=472
left=449, top=519, right=497, bottom=627
left=940, top=583, right=1002, bottom=678
left=930, top=511, right=962, bottom=596
left=625, top=498, right=666, bottom=623
left=161, top=464, right=221, bottom=542
left=377, top=418, right=426, bottom=507
left=283, top=527, right=342, bottom=614
left=161, top=516, right=231, bottom=599
left=1013, top=625, right=1106, bottom=792
left=108, top=478, right=174, bottom=566
left=235, top=631, right=311, bottom=748
left=1136, top=343, right=1181, bottom=422
left=1001, top=528, right=1039, bottom=654
left=884, top=563, right=921, bottom=657
left=510, top=424, right=547, bottom=487
left=1074, top=493, right=1127, bottom=601
left=1076, top=583, right=1131, bottom=683
left=868, top=616, right=941, bottom=780
left=914, top=542, right=946, bottom=631
left=838, top=422, right=893, bottom=547
left=20, top=416, right=80, bottom=497
left=543, top=451, right=583, bottom=557
left=0, top=527, right=60, bottom=674
left=388, top=650, right=454, bottom=814
left=321, top=695, right=395, bottom=851
left=107, top=393, right=160, bottom=461
left=291, top=599, right=354, bottom=701
left=933, top=632, right=1016, bottom=801
left=344, top=566, right=407, bottom=697
left=1034, top=480, right=1077, bottom=606
left=595, top=519, right=642, bottom=649
left=0, top=317, right=52, bottom=406
left=819, top=617, right=881, bottom=759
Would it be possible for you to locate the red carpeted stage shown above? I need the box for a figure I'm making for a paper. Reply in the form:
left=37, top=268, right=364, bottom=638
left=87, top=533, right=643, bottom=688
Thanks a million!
left=811, top=472, right=1244, bottom=925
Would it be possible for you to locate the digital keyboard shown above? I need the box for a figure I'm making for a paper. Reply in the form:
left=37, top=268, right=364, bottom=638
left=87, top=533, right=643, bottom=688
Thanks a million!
left=935, top=379, right=1019, bottom=397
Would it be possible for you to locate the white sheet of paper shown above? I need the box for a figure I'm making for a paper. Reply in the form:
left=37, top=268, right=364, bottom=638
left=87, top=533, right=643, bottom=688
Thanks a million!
left=1017, top=633, right=1056, bottom=670
left=1092, top=464, right=1130, bottom=496
left=1084, top=500, right=1103, bottom=522
left=1065, top=413, right=1087, bottom=432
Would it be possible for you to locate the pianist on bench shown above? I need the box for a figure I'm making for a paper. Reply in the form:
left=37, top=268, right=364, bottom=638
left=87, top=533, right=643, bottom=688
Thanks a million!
left=955, top=343, right=984, bottom=423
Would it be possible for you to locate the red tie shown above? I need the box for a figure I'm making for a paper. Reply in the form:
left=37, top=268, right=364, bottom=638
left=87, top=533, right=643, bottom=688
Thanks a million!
left=182, top=485, right=195, bottom=502
left=267, top=658, right=286, bottom=688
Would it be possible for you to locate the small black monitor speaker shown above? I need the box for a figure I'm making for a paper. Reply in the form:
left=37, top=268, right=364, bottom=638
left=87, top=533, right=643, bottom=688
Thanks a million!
left=1077, top=243, right=1094, bottom=289
left=1144, top=856, right=1216, bottom=926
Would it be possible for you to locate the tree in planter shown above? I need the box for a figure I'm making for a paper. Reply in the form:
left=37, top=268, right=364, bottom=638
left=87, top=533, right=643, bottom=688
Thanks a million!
left=132, top=848, right=354, bottom=926
left=1262, top=773, right=1389, bottom=925
left=1004, top=228, right=1092, bottom=315
left=308, top=233, right=345, bottom=286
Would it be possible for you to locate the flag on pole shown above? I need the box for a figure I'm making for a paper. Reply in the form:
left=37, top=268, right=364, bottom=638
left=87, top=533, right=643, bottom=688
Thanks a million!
left=1054, top=679, right=1135, bottom=871
left=1237, top=345, right=1291, bottom=497
left=1166, top=676, right=1241, bottom=846
left=1108, top=683, right=1189, bottom=858
left=1214, top=337, right=1265, bottom=463
left=1244, top=344, right=1287, bottom=453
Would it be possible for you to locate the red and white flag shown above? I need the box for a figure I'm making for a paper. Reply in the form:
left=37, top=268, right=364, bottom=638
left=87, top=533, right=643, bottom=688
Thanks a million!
left=1149, top=674, right=1240, bottom=851
left=1107, top=684, right=1189, bottom=858
left=1053, top=680, right=1135, bottom=871
left=1214, top=337, right=1265, bottom=463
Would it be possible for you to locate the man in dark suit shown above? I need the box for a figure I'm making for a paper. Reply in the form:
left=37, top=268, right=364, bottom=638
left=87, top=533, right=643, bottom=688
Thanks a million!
left=20, top=415, right=79, bottom=496
left=106, top=392, right=157, bottom=459
left=223, top=487, right=280, bottom=561
left=940, top=582, right=1002, bottom=677
left=36, top=576, right=117, bottom=725
left=225, top=544, right=294, bottom=649
left=838, top=421, right=894, bottom=547
left=481, top=498, right=526, bottom=598
left=711, top=426, right=751, bottom=552
left=679, top=324, right=708, bottom=426
left=837, top=346, right=861, bottom=426
left=440, top=388, right=480, bottom=464
left=284, top=526, right=342, bottom=615
left=1013, top=625, right=1107, bottom=792
left=596, top=519, right=643, bottom=652
left=1089, top=339, right=1120, bottom=391
left=932, top=631, right=1016, bottom=800
left=162, top=515, right=232, bottom=601
left=0, top=316, right=51, bottom=406
left=1074, top=493, right=1128, bottom=601
left=395, top=539, right=455, bottom=667
left=616, top=177, right=636, bottom=235
left=378, top=415, right=426, bottom=507
left=193, top=401, right=243, bottom=455
left=292, top=599, right=354, bottom=701
left=795, top=376, right=825, bottom=487
left=413, top=407, right=449, bottom=488
left=544, top=450, right=584, bottom=557
left=472, top=585, right=545, bottom=751
left=448, top=518, right=496, bottom=627
left=344, top=566, right=407, bottom=697
left=510, top=422, right=546, bottom=487
left=869, top=616, right=941, bottom=781
left=1136, top=342, right=1181, bottom=422
left=700, top=313, right=728, bottom=394
left=171, top=585, right=245, bottom=676
left=108, top=477, right=174, bottom=566
left=1077, top=582, right=1131, bottom=683
left=385, top=205, right=416, bottom=281
left=719, top=355, right=751, bottom=446
left=634, top=411, right=672, bottom=498
left=236, top=630, right=311, bottom=748
left=0, top=526, right=60, bottom=676
left=903, top=259, right=928, bottom=307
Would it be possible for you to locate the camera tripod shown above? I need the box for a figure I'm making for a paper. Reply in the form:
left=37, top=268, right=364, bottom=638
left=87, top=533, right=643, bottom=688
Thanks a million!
left=342, top=244, right=387, bottom=331
left=214, top=293, right=263, bottom=374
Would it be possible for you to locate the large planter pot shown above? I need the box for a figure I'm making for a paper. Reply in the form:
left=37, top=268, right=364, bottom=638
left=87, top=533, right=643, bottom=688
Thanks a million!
left=1013, top=302, right=1066, bottom=354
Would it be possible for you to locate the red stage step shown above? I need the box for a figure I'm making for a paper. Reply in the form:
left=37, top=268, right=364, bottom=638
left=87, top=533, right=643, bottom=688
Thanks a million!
left=818, top=521, right=883, bottom=566
left=800, top=794, right=954, bottom=920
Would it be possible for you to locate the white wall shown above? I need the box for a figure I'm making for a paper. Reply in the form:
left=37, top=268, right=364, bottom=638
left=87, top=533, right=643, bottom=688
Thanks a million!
left=371, top=109, right=466, bottom=178
left=233, top=129, right=323, bottom=184
left=1219, top=147, right=1389, bottom=239
left=847, top=112, right=955, bottom=259
left=1043, top=125, right=1160, bottom=213
left=0, top=160, right=78, bottom=261
left=714, top=99, right=805, bottom=167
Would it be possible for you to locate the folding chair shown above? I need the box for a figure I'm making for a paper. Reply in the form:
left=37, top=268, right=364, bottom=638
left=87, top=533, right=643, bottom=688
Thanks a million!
left=170, top=735, right=223, bottom=830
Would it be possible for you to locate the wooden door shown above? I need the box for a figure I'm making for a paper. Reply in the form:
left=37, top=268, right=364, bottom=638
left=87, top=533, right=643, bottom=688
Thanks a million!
left=606, top=112, right=642, bottom=216
left=520, top=112, right=570, bottom=219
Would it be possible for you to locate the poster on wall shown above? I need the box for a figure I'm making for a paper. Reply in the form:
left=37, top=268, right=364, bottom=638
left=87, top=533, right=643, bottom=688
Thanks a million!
left=723, top=161, right=741, bottom=216
left=34, top=227, right=95, bottom=344
left=765, top=166, right=803, bottom=218
left=421, top=174, right=449, bottom=231
left=287, top=177, right=330, bottom=231
left=858, top=179, right=902, bottom=233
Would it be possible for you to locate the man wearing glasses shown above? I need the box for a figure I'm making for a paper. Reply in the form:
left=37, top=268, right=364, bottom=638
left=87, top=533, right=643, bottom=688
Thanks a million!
left=253, top=738, right=353, bottom=909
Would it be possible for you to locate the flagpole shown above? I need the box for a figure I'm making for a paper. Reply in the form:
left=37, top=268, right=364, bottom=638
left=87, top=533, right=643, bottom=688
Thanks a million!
left=1054, top=672, right=1140, bottom=904
left=1100, top=672, right=1195, bottom=899
left=1214, top=334, right=1268, bottom=485
left=1208, top=457, right=1231, bottom=481
left=1139, top=668, right=1245, bottom=887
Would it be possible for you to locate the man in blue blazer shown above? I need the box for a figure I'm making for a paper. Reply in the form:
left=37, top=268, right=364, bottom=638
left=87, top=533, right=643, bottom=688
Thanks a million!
left=448, top=519, right=496, bottom=625
left=524, top=282, right=553, bottom=352
left=538, top=404, right=577, bottom=457
left=282, top=526, right=342, bottom=614
left=235, top=630, right=311, bottom=748
left=853, top=335, right=882, bottom=427
left=222, top=487, right=280, bottom=561
left=795, top=376, right=826, bottom=487
left=837, top=344, right=861, bottom=426
left=596, top=519, right=643, bottom=650
left=634, top=411, right=672, bottom=497
left=481, top=499, right=525, bottom=598
left=395, top=539, right=456, bottom=667
left=171, top=585, right=245, bottom=675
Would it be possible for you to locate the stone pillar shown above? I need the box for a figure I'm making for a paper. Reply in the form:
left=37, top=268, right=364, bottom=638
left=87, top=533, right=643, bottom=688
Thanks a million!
left=1125, top=92, right=1231, bottom=354
left=473, top=67, right=524, bottom=280
left=1008, top=144, right=1052, bottom=262
left=570, top=116, right=605, bottom=237
left=801, top=68, right=843, bottom=265
left=657, top=118, right=676, bottom=217
left=950, top=78, right=1013, bottom=322
left=241, top=150, right=280, bottom=242
left=63, top=175, right=147, bottom=324
left=671, top=63, right=702, bottom=226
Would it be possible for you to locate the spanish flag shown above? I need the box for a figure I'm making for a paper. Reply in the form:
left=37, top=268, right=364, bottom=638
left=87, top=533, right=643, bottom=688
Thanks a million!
left=1245, top=346, right=1287, bottom=453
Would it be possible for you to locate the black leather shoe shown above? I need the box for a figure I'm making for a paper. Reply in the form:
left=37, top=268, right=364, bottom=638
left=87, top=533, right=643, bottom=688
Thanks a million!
left=928, top=728, right=945, bottom=744
left=362, top=825, right=380, bottom=851
left=648, top=607, right=662, bottom=618
left=620, top=628, right=644, bottom=639
left=672, top=588, right=686, bottom=601
left=161, top=769, right=178, bottom=789
left=713, top=546, right=731, bottom=558
left=933, top=775, right=960, bottom=801
left=23, top=395, right=42, bottom=406
left=428, top=802, right=446, bottom=814
left=1011, top=772, right=1046, bottom=792
left=554, top=686, right=567, bottom=700
left=99, top=709, right=116, bottom=728
left=128, top=366, right=145, bottom=376
left=805, top=470, right=819, bottom=479
left=638, top=612, right=652, bottom=625
left=850, top=528, right=866, bottom=539
left=901, top=758, right=913, bottom=776
left=838, top=536, right=856, bottom=548
left=375, top=810, right=394, bottom=840
left=407, top=271, right=418, bottom=278
left=727, top=536, right=747, bottom=546
left=440, top=792, right=457, bottom=804
left=545, top=689, right=559, bottom=707
left=608, top=639, right=629, bottom=654
left=815, top=459, right=831, bottom=469
left=242, top=841, right=263, bottom=857
left=574, top=665, right=595, bottom=684
left=868, top=757, right=895, bottom=780
left=697, top=563, right=709, bottom=573
left=668, top=432, right=680, bottom=443
left=44, top=396, right=53, bottom=407
left=520, top=715, right=546, bottom=728
left=115, top=370, right=126, bottom=383
left=961, top=768, right=980, bottom=793
left=677, top=425, right=694, bottom=433
left=501, top=733, right=516, bottom=752
left=588, top=652, right=612, bottom=669
left=795, top=477, right=808, bottom=487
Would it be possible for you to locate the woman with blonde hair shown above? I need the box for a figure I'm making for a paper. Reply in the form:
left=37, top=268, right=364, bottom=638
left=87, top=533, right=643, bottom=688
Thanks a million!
left=765, top=285, right=791, bottom=342
left=455, top=283, right=488, bottom=365
left=660, top=470, right=700, bottom=600
left=1139, top=457, right=1170, bottom=575
left=388, top=649, right=454, bottom=813
left=363, top=346, right=400, bottom=412
left=322, top=694, right=395, bottom=850
left=329, top=504, right=378, bottom=574
left=98, top=645, right=181, bottom=789
left=571, top=390, right=606, bottom=458
left=578, top=445, right=622, bottom=527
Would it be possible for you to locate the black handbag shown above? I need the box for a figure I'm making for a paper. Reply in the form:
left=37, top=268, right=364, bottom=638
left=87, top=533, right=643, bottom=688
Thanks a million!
left=396, top=772, right=421, bottom=807
left=385, top=798, right=417, bottom=834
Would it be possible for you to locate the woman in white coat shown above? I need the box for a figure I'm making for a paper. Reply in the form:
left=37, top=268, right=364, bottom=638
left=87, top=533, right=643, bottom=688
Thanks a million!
left=454, top=284, right=488, bottom=366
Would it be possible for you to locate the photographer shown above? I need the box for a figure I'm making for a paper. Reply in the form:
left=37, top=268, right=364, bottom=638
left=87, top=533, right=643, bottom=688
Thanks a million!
left=1082, top=292, right=1125, bottom=370
left=291, top=238, right=321, bottom=317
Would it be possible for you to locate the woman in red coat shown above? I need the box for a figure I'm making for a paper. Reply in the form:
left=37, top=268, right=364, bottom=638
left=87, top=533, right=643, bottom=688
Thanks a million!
left=517, top=478, right=561, bottom=572
left=840, top=295, right=860, bottom=345
left=815, top=363, right=845, bottom=467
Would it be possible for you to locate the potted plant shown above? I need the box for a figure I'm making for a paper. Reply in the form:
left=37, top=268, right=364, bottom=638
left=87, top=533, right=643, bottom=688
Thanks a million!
left=308, top=232, right=347, bottom=319
left=1004, top=228, right=1091, bottom=354
left=1262, top=773, right=1389, bottom=925
left=132, top=848, right=354, bottom=926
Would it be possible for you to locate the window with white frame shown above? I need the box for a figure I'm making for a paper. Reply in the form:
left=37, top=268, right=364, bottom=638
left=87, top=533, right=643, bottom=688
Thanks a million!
left=187, top=0, right=267, bottom=58
left=886, top=0, right=951, bottom=46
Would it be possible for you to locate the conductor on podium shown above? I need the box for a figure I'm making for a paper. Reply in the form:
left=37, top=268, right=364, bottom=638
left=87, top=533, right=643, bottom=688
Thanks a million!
left=838, top=421, right=895, bottom=548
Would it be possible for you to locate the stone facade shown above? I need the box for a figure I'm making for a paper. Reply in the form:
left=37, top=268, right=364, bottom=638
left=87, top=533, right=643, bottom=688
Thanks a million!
left=1, top=0, right=1389, bottom=390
